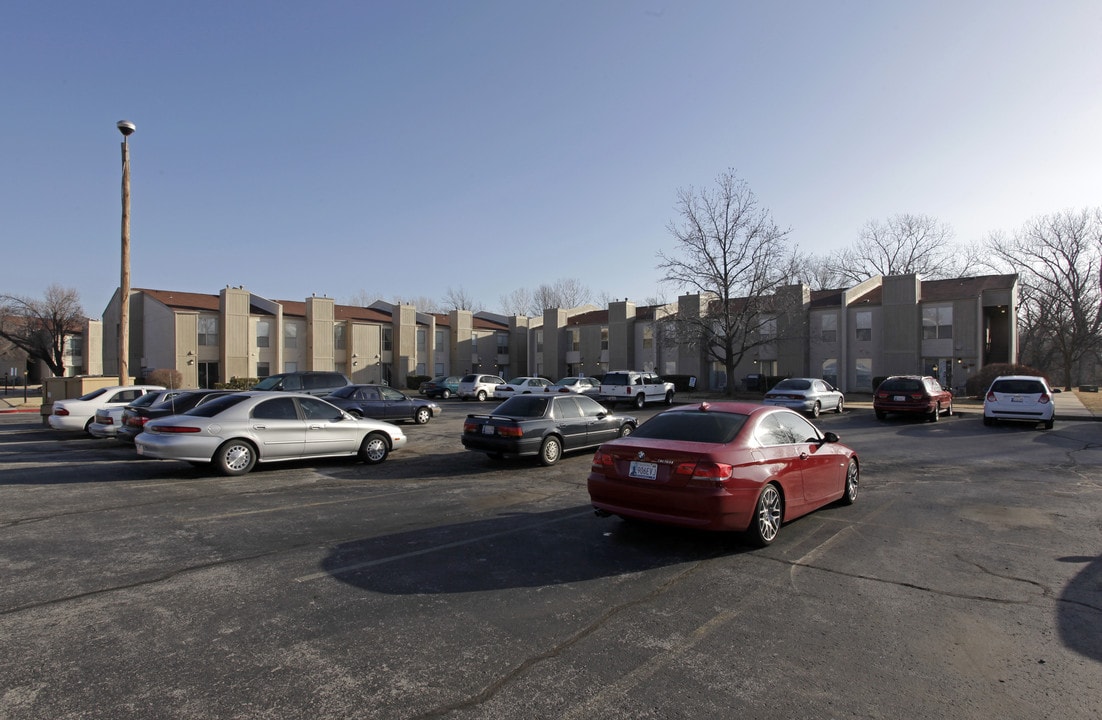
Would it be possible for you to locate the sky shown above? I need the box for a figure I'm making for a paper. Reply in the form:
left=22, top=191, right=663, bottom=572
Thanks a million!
left=3, top=1, right=1100, bottom=319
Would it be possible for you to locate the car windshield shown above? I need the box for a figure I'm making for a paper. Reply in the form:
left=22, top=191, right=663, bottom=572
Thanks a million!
left=992, top=379, right=1046, bottom=394
left=492, top=395, right=549, bottom=418
left=631, top=410, right=747, bottom=444
left=184, top=394, right=250, bottom=418
left=774, top=379, right=811, bottom=390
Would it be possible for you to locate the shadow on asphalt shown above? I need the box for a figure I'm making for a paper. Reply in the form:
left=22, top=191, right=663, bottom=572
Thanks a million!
left=320, top=505, right=753, bottom=594
left=1058, top=554, right=1102, bottom=662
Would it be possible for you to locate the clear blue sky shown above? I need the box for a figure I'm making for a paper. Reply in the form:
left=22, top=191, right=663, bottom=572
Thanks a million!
left=3, top=1, right=1100, bottom=318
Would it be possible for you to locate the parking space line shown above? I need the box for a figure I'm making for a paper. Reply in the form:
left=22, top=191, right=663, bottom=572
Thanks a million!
left=187, top=487, right=433, bottom=522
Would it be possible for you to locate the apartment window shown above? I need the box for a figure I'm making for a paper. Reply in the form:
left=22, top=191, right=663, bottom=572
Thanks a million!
left=922, top=306, right=953, bottom=340
left=760, top=317, right=777, bottom=340
left=435, top=329, right=445, bottom=349
left=256, top=320, right=270, bottom=348
left=497, top=333, right=509, bottom=353
left=434, top=362, right=444, bottom=375
left=383, top=328, right=393, bottom=352
left=601, top=327, right=608, bottom=351
left=855, top=311, right=872, bottom=342
left=256, top=361, right=270, bottom=378
left=571, top=328, right=581, bottom=352
left=334, top=324, right=346, bottom=350
left=284, top=361, right=298, bottom=373
left=820, top=314, right=837, bottom=343
left=856, top=358, right=872, bottom=390
left=198, top=316, right=218, bottom=346
left=536, top=330, right=543, bottom=353
left=284, top=323, right=298, bottom=349
left=417, top=328, right=426, bottom=352
left=416, top=362, right=426, bottom=375
left=822, top=359, right=838, bottom=387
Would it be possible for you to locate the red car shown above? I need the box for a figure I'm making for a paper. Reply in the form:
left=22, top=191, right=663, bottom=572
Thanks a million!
left=873, top=375, right=953, bottom=422
left=587, top=402, right=858, bottom=546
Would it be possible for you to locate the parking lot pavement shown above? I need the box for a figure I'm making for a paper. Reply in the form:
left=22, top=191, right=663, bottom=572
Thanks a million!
left=1, top=405, right=1101, bottom=719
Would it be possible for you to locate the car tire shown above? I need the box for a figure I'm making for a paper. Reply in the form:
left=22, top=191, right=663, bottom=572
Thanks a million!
left=633, top=394, right=646, bottom=410
left=441, top=389, right=451, bottom=399
left=747, top=483, right=782, bottom=548
left=359, top=432, right=390, bottom=464
left=664, top=391, right=674, bottom=405
left=476, top=390, right=487, bottom=402
left=840, top=459, right=859, bottom=506
left=835, top=398, right=844, bottom=414
left=810, top=401, right=821, bottom=418
left=214, top=439, right=257, bottom=476
left=928, top=404, right=940, bottom=423
left=945, top=400, right=953, bottom=417
left=618, top=423, right=635, bottom=438
left=486, top=452, right=504, bottom=461
left=1044, top=419, right=1054, bottom=430
left=414, top=407, right=431, bottom=425
left=538, top=436, right=562, bottom=466
left=983, top=415, right=994, bottom=426
left=84, top=418, right=95, bottom=435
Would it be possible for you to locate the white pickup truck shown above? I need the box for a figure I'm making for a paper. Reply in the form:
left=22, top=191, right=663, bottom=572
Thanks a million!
left=598, top=371, right=675, bottom=409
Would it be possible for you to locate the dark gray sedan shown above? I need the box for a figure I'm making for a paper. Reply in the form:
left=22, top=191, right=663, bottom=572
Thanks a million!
left=325, top=384, right=441, bottom=424
left=461, top=394, right=636, bottom=466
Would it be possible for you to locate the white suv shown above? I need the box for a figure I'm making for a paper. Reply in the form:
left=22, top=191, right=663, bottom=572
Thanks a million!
left=599, top=371, right=675, bottom=409
left=458, top=373, right=505, bottom=401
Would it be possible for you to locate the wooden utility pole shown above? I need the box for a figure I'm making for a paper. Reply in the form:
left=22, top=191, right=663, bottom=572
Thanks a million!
left=117, top=121, right=135, bottom=385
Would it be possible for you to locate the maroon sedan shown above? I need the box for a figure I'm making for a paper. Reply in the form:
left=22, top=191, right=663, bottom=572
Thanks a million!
left=872, top=375, right=953, bottom=422
left=587, top=402, right=858, bottom=546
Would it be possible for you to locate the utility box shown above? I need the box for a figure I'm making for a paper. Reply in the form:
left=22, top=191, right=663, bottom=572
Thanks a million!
left=41, top=376, right=135, bottom=424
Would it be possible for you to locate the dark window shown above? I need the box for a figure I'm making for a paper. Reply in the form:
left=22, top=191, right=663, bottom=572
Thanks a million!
left=299, top=397, right=343, bottom=421
left=631, top=410, right=746, bottom=444
left=253, top=398, right=299, bottom=420
left=185, top=394, right=249, bottom=418
left=553, top=397, right=583, bottom=419
left=494, top=395, right=549, bottom=418
left=991, top=379, right=1046, bottom=394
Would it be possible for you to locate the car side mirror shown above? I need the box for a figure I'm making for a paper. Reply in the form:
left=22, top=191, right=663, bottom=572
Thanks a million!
left=596, top=411, right=607, bottom=419
left=821, top=431, right=840, bottom=444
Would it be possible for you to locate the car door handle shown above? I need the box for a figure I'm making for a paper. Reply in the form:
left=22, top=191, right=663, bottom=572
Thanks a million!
left=800, top=452, right=809, bottom=460
left=254, top=424, right=267, bottom=429
left=309, top=424, right=323, bottom=430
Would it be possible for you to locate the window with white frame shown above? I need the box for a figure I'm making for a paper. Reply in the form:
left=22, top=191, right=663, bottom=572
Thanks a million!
left=284, top=323, right=298, bottom=349
left=760, top=317, right=777, bottom=340
left=257, top=361, right=270, bottom=378
left=856, top=358, right=872, bottom=389
left=922, top=306, right=953, bottom=339
left=417, top=328, right=426, bottom=352
left=642, top=325, right=653, bottom=350
left=601, top=327, right=608, bottom=350
left=284, top=361, right=298, bottom=373
left=383, top=328, right=393, bottom=352
left=334, top=324, right=346, bottom=350
left=535, top=330, right=543, bottom=353
left=256, top=320, right=270, bottom=348
left=820, top=314, right=837, bottom=343
left=198, top=316, right=218, bottom=346
left=497, top=333, right=509, bottom=353
left=570, top=328, right=580, bottom=352
left=435, top=329, right=445, bottom=349
left=855, top=311, right=872, bottom=342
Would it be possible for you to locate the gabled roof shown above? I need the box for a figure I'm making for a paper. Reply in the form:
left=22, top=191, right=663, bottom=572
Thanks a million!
left=139, top=289, right=220, bottom=312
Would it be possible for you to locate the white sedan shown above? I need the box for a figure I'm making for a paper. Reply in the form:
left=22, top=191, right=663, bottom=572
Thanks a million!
left=493, top=376, right=553, bottom=399
left=135, top=391, right=407, bottom=476
left=48, top=385, right=166, bottom=434
left=547, top=376, right=601, bottom=396
left=89, top=389, right=189, bottom=439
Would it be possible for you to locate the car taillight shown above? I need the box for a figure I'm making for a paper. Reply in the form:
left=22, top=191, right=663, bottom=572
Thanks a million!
left=592, top=450, right=614, bottom=471
left=152, top=425, right=202, bottom=434
left=102, top=416, right=114, bottom=425
left=54, top=407, right=69, bottom=416
left=497, top=426, right=523, bottom=438
left=1038, top=393, right=1051, bottom=404
left=463, top=421, right=479, bottom=433
left=986, top=391, right=997, bottom=402
left=674, top=461, right=734, bottom=485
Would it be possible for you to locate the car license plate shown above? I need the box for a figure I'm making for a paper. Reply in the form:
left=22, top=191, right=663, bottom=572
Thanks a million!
left=482, top=425, right=495, bottom=435
left=893, top=395, right=906, bottom=401
left=629, top=461, right=658, bottom=480
left=1011, top=397, right=1023, bottom=402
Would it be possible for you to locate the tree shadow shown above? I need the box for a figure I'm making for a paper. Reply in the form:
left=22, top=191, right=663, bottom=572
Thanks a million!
left=1057, top=554, right=1102, bottom=661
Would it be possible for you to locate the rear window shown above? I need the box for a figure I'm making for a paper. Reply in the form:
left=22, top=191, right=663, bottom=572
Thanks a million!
left=602, top=373, right=632, bottom=386
left=460, top=374, right=478, bottom=383
left=78, top=388, right=108, bottom=401
left=184, top=394, right=249, bottom=417
left=493, top=395, right=549, bottom=418
left=992, top=379, right=1046, bottom=394
left=631, top=410, right=746, bottom=444
left=880, top=378, right=922, bottom=392
left=305, top=373, right=345, bottom=390
left=774, top=379, right=811, bottom=390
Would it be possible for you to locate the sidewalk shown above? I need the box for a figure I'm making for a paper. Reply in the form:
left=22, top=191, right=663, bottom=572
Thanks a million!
left=0, top=389, right=43, bottom=414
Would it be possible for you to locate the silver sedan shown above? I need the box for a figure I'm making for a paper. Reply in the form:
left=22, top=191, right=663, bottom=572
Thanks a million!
left=134, top=391, right=407, bottom=476
left=762, top=377, right=844, bottom=417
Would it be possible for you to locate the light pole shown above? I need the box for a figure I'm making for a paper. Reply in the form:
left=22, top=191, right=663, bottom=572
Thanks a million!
left=117, top=120, right=135, bottom=386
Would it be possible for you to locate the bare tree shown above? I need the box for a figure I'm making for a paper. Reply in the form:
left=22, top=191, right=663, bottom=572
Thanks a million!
left=442, top=287, right=483, bottom=312
left=0, top=284, right=85, bottom=377
left=986, top=208, right=1102, bottom=389
left=789, top=253, right=848, bottom=290
left=345, top=289, right=374, bottom=307
left=499, top=287, right=533, bottom=316
left=392, top=295, right=441, bottom=313
left=657, top=169, right=794, bottom=397
left=828, top=213, right=973, bottom=284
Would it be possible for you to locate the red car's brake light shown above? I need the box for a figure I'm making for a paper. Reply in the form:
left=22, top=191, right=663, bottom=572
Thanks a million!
left=674, top=461, right=734, bottom=486
left=592, top=450, right=614, bottom=472
left=54, top=407, right=70, bottom=416
left=1038, top=393, right=1051, bottom=404
left=463, top=421, right=479, bottom=433
left=153, top=425, right=202, bottom=434
left=986, top=391, right=997, bottom=402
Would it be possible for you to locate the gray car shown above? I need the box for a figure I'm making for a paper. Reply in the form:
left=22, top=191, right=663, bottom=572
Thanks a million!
left=762, top=377, right=844, bottom=417
left=134, top=391, right=407, bottom=476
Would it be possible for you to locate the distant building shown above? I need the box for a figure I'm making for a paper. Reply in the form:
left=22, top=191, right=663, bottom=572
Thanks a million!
left=96, top=273, right=1017, bottom=392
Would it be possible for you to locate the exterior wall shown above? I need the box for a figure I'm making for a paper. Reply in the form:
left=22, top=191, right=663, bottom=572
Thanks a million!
left=221, top=287, right=252, bottom=380
left=393, top=304, right=418, bottom=384
left=880, top=275, right=921, bottom=378
left=175, top=312, right=199, bottom=387
left=607, top=301, right=635, bottom=370
left=542, top=309, right=567, bottom=379
left=449, top=310, right=473, bottom=374
left=141, top=297, right=177, bottom=375
left=305, top=296, right=335, bottom=372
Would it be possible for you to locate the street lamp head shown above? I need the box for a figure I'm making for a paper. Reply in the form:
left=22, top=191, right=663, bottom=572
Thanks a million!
left=116, top=120, right=136, bottom=137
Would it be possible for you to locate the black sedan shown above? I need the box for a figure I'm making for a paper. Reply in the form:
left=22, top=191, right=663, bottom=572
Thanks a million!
left=461, top=394, right=636, bottom=466
left=117, top=389, right=233, bottom=443
left=325, top=384, right=441, bottom=424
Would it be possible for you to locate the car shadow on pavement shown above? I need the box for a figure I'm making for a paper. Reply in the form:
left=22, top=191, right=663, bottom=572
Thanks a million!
left=320, top=505, right=751, bottom=594
left=1057, top=554, right=1102, bottom=662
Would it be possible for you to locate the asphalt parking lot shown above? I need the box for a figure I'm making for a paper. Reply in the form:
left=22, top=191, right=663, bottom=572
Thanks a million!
left=1, top=400, right=1100, bottom=719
